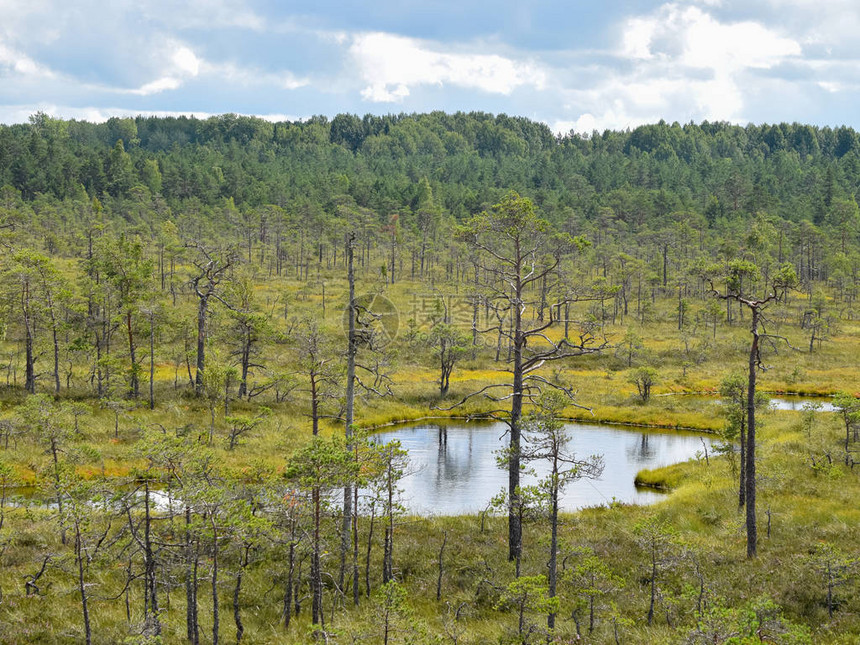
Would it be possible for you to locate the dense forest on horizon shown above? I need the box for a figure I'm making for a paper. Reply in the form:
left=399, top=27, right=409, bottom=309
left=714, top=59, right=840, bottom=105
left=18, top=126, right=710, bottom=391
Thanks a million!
left=2, top=111, right=860, bottom=228
left=3, top=112, right=860, bottom=303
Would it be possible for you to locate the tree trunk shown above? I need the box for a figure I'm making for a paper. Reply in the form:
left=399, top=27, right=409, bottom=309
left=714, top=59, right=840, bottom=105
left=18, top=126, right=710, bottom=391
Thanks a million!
left=383, top=462, right=395, bottom=583
left=23, top=282, right=35, bottom=394
left=647, top=547, right=656, bottom=624
left=312, top=487, right=322, bottom=625
left=211, top=522, right=219, bottom=645
left=547, top=476, right=559, bottom=630
left=662, top=244, right=668, bottom=288
left=195, top=295, right=208, bottom=396
left=738, top=415, right=746, bottom=508
left=353, top=486, right=360, bottom=606
left=75, top=523, right=92, bottom=645
left=49, top=298, right=61, bottom=394
left=472, top=264, right=479, bottom=353
left=310, top=374, right=319, bottom=436
left=51, top=440, right=66, bottom=545
left=185, top=506, right=199, bottom=644
left=746, top=309, right=759, bottom=558
left=233, top=560, right=245, bottom=644
left=143, top=482, right=160, bottom=632
left=127, top=311, right=139, bottom=398
left=238, top=326, right=251, bottom=399
left=283, top=540, right=295, bottom=628
left=149, top=312, right=155, bottom=410
left=342, top=234, right=356, bottom=587
left=365, top=506, right=375, bottom=599
left=436, top=531, right=447, bottom=602
left=509, top=262, right=524, bottom=563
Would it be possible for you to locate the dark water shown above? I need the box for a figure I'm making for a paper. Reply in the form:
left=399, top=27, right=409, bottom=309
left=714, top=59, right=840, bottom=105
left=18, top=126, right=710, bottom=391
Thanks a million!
left=371, top=421, right=715, bottom=515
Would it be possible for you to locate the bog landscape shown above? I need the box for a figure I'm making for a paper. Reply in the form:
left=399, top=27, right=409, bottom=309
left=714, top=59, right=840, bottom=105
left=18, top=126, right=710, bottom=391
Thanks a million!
left=0, top=113, right=858, bottom=644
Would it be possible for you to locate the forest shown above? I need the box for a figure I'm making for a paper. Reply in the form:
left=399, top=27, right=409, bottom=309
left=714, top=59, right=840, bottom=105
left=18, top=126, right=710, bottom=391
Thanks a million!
left=0, top=111, right=859, bottom=644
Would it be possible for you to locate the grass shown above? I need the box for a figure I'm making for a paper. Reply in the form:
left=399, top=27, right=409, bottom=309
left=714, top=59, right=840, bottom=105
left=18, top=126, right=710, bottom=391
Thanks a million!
left=634, top=461, right=695, bottom=490
left=1, top=269, right=859, bottom=643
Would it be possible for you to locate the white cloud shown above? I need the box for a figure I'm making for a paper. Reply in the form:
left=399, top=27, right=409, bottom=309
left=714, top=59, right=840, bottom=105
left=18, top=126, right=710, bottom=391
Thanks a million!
left=621, top=18, right=657, bottom=60
left=0, top=40, right=56, bottom=78
left=1, top=18, right=309, bottom=102
left=732, top=1, right=860, bottom=99
left=680, top=8, right=800, bottom=70
left=202, top=61, right=309, bottom=91
left=0, top=1, right=303, bottom=101
left=623, top=5, right=800, bottom=72
left=105, top=35, right=310, bottom=97
left=350, top=32, right=546, bottom=103
left=120, top=41, right=305, bottom=97
left=1, top=0, right=267, bottom=34
left=559, top=3, right=802, bottom=133
left=0, top=0, right=50, bottom=39
left=172, top=46, right=201, bottom=77
left=128, top=77, right=182, bottom=96
left=115, top=41, right=202, bottom=96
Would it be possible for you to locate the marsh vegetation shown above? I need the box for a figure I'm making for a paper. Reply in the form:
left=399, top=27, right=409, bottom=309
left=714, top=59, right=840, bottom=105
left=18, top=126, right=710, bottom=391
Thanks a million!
left=0, top=113, right=858, bottom=643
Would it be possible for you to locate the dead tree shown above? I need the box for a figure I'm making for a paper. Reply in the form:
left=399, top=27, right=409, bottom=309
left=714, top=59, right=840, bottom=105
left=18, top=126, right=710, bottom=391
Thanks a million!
left=188, top=243, right=238, bottom=396
left=706, top=260, right=797, bottom=558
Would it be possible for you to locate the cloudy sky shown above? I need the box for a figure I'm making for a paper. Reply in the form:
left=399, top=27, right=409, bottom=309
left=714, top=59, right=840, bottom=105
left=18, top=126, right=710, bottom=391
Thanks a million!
left=1, top=0, right=858, bottom=133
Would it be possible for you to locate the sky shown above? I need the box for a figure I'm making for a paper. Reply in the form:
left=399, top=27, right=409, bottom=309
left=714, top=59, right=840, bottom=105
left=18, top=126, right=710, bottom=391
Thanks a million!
left=1, top=0, right=858, bottom=133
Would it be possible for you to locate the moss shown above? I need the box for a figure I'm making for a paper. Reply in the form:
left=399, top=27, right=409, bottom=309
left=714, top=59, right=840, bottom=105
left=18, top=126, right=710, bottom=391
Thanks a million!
left=634, top=461, right=692, bottom=490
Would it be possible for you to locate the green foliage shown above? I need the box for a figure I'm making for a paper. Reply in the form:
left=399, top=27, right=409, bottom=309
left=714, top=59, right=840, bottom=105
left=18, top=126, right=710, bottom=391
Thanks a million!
left=564, top=546, right=625, bottom=633
left=373, top=580, right=423, bottom=644
left=419, top=302, right=471, bottom=396
left=496, top=575, right=559, bottom=643
left=283, top=434, right=356, bottom=492
left=832, top=391, right=860, bottom=461
left=628, top=366, right=659, bottom=403
left=522, top=391, right=604, bottom=494
left=616, top=328, right=645, bottom=367
left=718, top=372, right=770, bottom=442
left=686, top=596, right=812, bottom=644
left=225, top=406, right=271, bottom=449
left=809, top=542, right=857, bottom=619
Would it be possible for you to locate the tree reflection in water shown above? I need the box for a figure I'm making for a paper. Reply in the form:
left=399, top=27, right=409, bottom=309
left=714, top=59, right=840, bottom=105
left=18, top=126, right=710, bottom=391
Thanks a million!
left=372, top=421, right=713, bottom=515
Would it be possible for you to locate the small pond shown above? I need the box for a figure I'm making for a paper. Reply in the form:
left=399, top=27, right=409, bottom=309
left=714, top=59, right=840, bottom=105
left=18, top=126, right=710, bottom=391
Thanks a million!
left=684, top=395, right=837, bottom=412
left=769, top=397, right=836, bottom=412
left=371, top=420, right=715, bottom=515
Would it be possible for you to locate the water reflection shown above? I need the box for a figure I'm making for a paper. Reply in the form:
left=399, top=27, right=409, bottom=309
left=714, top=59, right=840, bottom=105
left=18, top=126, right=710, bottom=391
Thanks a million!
left=626, top=433, right=656, bottom=463
left=769, top=397, right=835, bottom=412
left=372, top=421, right=714, bottom=516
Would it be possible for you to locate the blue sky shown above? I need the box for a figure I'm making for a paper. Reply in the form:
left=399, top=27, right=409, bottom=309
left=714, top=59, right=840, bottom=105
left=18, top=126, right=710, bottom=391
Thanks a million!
left=1, top=0, right=858, bottom=133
